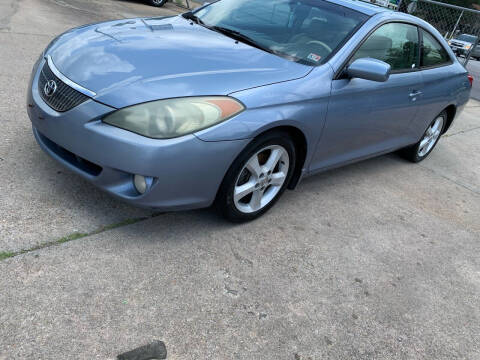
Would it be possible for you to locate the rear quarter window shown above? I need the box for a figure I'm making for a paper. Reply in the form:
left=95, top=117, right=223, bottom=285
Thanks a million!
left=421, top=30, right=451, bottom=67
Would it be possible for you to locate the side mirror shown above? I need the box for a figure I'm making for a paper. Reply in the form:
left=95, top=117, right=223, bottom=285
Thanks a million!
left=347, top=58, right=391, bottom=82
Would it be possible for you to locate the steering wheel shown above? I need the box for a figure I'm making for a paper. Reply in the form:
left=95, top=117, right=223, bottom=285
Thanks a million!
left=306, top=40, right=332, bottom=54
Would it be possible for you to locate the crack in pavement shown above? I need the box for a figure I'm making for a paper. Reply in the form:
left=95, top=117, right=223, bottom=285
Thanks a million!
left=0, top=212, right=165, bottom=261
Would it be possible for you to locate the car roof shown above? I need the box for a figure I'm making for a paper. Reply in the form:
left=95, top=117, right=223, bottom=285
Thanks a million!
left=325, top=0, right=392, bottom=16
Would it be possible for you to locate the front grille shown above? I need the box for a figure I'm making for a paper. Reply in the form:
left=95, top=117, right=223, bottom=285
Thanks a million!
left=38, top=62, right=90, bottom=112
left=451, top=42, right=464, bottom=47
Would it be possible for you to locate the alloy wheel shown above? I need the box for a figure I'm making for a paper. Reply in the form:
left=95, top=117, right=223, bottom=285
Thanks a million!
left=417, top=115, right=444, bottom=157
left=233, top=145, right=289, bottom=214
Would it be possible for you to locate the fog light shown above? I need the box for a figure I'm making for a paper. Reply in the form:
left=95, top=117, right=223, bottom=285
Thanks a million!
left=134, top=175, right=149, bottom=194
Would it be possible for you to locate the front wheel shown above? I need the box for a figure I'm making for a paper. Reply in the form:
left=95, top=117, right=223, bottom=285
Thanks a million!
left=149, top=0, right=167, bottom=7
left=401, top=111, right=446, bottom=163
left=216, top=131, right=296, bottom=222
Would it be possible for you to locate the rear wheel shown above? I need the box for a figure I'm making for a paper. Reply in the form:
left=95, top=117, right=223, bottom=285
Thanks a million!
left=149, top=0, right=167, bottom=7
left=401, top=111, right=446, bottom=163
left=216, top=131, right=296, bottom=222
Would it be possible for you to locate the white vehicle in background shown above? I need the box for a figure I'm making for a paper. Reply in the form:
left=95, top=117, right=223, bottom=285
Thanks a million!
left=448, top=34, right=480, bottom=60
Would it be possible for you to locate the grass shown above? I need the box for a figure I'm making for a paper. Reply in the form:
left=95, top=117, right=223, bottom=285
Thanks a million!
left=57, top=232, right=89, bottom=244
left=0, top=252, right=15, bottom=261
left=97, top=218, right=141, bottom=232
left=0, top=213, right=163, bottom=262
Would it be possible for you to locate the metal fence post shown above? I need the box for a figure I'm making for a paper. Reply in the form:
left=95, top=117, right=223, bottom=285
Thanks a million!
left=463, top=16, right=480, bottom=66
left=450, top=10, right=464, bottom=40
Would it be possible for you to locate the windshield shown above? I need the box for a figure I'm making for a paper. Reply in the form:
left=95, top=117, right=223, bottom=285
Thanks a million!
left=194, top=0, right=367, bottom=65
left=457, top=34, right=477, bottom=43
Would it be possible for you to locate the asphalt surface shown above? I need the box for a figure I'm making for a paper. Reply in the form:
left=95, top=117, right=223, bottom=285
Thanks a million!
left=0, top=0, right=479, bottom=359
left=466, top=58, right=480, bottom=100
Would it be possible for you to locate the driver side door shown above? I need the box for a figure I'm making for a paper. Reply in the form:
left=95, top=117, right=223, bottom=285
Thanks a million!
left=311, top=22, right=423, bottom=172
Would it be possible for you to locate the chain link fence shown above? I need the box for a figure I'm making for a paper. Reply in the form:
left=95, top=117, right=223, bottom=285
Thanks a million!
left=362, top=0, right=480, bottom=65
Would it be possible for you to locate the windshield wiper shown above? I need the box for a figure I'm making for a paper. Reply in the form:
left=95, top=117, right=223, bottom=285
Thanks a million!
left=209, top=26, right=278, bottom=55
left=182, top=12, right=204, bottom=25
left=182, top=18, right=284, bottom=59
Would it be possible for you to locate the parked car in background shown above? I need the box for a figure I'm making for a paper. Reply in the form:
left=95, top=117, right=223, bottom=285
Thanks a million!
left=448, top=34, right=480, bottom=60
left=27, top=0, right=473, bottom=222
left=148, top=0, right=167, bottom=7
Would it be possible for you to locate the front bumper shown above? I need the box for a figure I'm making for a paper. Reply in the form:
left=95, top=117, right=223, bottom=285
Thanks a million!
left=450, top=46, right=468, bottom=56
left=27, top=59, right=249, bottom=210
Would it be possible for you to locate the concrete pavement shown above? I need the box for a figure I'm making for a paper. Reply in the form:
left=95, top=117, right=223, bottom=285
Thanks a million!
left=0, top=0, right=172, bottom=254
left=0, top=0, right=479, bottom=358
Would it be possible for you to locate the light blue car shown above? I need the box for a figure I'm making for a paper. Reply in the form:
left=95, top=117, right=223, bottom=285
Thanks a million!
left=27, top=0, right=473, bottom=221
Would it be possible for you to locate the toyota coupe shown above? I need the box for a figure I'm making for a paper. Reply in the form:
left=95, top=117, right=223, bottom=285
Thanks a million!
left=27, top=0, right=473, bottom=221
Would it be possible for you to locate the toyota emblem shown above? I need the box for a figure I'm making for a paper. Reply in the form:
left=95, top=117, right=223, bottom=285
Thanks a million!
left=44, top=80, right=57, bottom=97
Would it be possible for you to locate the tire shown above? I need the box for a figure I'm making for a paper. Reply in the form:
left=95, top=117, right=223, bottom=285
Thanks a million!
left=400, top=110, right=446, bottom=163
left=216, top=131, right=296, bottom=222
left=149, top=0, right=167, bottom=7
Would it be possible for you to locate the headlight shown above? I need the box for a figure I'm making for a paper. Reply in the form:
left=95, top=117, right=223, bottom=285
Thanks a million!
left=103, top=96, right=245, bottom=139
left=465, top=44, right=472, bottom=49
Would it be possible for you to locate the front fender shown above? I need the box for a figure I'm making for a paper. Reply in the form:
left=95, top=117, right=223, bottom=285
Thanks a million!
left=194, top=107, right=313, bottom=142
left=194, top=65, right=333, bottom=172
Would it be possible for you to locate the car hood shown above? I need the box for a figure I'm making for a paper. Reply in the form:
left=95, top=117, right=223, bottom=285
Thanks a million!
left=48, top=16, right=311, bottom=108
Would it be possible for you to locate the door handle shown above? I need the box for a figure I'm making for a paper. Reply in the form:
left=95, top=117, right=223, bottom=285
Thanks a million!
left=409, top=90, right=422, bottom=102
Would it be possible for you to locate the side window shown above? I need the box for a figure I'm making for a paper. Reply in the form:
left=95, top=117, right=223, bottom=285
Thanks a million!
left=421, top=30, right=451, bottom=67
left=351, top=23, right=419, bottom=71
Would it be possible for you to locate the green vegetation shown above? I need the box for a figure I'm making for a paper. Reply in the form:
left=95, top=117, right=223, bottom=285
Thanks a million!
left=57, top=232, right=89, bottom=244
left=0, top=213, right=164, bottom=262
left=0, top=252, right=15, bottom=261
